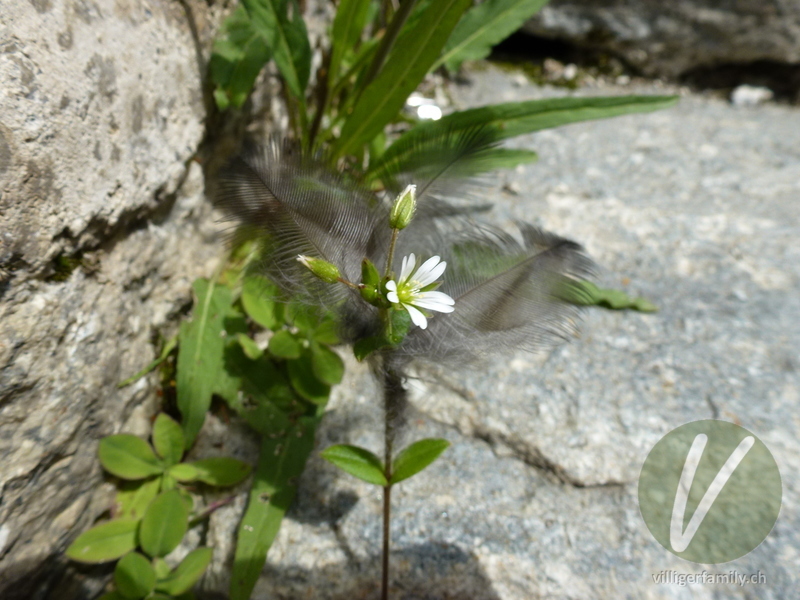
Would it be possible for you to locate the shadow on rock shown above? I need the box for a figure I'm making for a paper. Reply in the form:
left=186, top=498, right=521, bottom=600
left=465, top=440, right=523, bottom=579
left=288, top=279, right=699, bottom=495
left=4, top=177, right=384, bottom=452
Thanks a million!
left=251, top=542, right=503, bottom=600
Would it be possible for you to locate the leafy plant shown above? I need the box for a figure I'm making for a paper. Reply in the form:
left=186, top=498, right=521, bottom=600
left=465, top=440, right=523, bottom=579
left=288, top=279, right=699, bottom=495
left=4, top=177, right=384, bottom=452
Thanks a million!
left=77, top=0, right=678, bottom=598
left=66, top=414, right=251, bottom=599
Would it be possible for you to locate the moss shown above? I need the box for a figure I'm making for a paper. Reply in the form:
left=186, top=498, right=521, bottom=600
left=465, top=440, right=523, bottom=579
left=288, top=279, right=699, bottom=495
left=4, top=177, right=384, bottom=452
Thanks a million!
left=48, top=253, right=83, bottom=282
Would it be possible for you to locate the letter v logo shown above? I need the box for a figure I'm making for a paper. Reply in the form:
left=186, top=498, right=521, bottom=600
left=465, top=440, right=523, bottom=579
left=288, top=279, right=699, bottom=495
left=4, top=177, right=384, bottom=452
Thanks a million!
left=669, top=434, right=754, bottom=552
left=639, top=420, right=782, bottom=563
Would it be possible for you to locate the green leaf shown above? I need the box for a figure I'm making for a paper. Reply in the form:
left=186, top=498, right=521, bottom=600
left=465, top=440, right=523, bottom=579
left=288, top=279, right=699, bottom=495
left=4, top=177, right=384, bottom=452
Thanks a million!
left=243, top=0, right=311, bottom=99
left=115, top=552, right=156, bottom=599
left=98, top=435, right=164, bottom=480
left=139, top=490, right=190, bottom=558
left=311, top=318, right=340, bottom=345
left=371, top=95, right=678, bottom=180
left=155, top=547, right=213, bottom=596
left=390, top=438, right=450, bottom=484
left=310, top=343, right=344, bottom=385
left=230, top=418, right=319, bottom=600
left=236, top=333, right=264, bottom=360
left=558, top=279, right=658, bottom=312
left=115, top=477, right=161, bottom=520
left=352, top=335, right=389, bottom=361
left=438, top=0, right=549, bottom=71
left=329, top=0, right=371, bottom=87
left=223, top=346, right=297, bottom=430
left=320, top=444, right=387, bottom=486
left=98, top=594, right=127, bottom=600
left=172, top=458, right=252, bottom=487
left=117, top=335, right=177, bottom=388
left=177, top=278, right=247, bottom=448
left=152, top=414, right=184, bottom=466
left=210, top=5, right=272, bottom=110
left=241, top=273, right=278, bottom=329
left=268, top=330, right=302, bottom=359
left=153, top=558, right=171, bottom=580
left=332, top=0, right=471, bottom=158
left=66, top=519, right=139, bottom=564
left=461, top=147, right=539, bottom=172
left=287, top=349, right=330, bottom=404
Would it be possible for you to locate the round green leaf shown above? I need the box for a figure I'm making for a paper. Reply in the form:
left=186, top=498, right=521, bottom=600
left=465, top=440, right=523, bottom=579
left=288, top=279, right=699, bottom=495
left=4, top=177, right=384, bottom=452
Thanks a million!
left=99, top=435, right=164, bottom=480
left=310, top=343, right=344, bottom=385
left=241, top=274, right=278, bottom=329
left=66, top=519, right=139, bottom=564
left=114, top=552, right=156, bottom=599
left=155, top=547, right=213, bottom=595
left=139, top=490, right=189, bottom=558
left=268, top=330, right=302, bottom=359
left=320, top=444, right=387, bottom=486
left=390, top=438, right=450, bottom=485
left=152, top=414, right=184, bottom=466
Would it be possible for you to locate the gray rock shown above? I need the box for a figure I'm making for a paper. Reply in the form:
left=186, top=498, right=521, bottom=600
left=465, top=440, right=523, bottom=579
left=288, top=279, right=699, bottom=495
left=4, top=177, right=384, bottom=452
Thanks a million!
left=0, top=0, right=227, bottom=596
left=209, top=67, right=800, bottom=599
left=731, top=84, right=774, bottom=106
left=523, top=0, right=800, bottom=78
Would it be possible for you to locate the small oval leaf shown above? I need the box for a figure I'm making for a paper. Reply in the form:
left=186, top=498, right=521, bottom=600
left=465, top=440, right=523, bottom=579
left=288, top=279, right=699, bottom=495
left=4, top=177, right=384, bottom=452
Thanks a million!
left=139, top=490, right=189, bottom=558
left=115, top=551, right=156, bottom=599
left=168, top=463, right=201, bottom=482
left=236, top=333, right=264, bottom=360
left=115, top=477, right=161, bottom=520
left=268, top=330, right=302, bottom=359
left=320, top=444, right=387, bottom=486
left=155, top=547, right=213, bottom=595
left=310, top=343, right=344, bottom=385
left=99, top=435, right=164, bottom=480
left=390, top=438, right=450, bottom=485
left=66, top=519, right=139, bottom=564
left=241, top=274, right=278, bottom=329
left=152, top=414, right=184, bottom=466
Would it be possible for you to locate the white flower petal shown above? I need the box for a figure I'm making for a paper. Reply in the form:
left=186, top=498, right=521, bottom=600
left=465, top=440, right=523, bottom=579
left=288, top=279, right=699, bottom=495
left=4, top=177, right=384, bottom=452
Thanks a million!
left=385, top=280, right=398, bottom=292
left=404, top=303, right=428, bottom=329
left=412, top=298, right=455, bottom=313
left=399, top=253, right=416, bottom=282
left=387, top=291, right=400, bottom=303
left=417, top=290, right=454, bottom=305
left=413, top=255, right=443, bottom=286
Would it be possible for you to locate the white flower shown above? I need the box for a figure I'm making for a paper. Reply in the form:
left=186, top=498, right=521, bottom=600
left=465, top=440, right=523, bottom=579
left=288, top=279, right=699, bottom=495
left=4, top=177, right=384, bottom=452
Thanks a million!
left=385, top=254, right=455, bottom=329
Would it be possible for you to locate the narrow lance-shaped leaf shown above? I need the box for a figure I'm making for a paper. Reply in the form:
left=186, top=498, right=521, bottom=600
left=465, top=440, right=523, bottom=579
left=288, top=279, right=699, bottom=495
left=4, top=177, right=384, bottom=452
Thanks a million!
left=329, top=0, right=371, bottom=88
left=177, top=279, right=245, bottom=448
left=242, top=0, right=311, bottom=100
left=209, top=4, right=273, bottom=110
left=391, top=438, right=450, bottom=484
left=117, top=334, right=177, bottom=388
left=320, top=444, right=387, bottom=486
left=437, top=0, right=549, bottom=71
left=66, top=519, right=140, bottom=564
left=370, top=95, right=678, bottom=182
left=115, top=477, right=161, bottom=520
left=558, top=279, right=658, bottom=312
left=332, top=0, right=471, bottom=158
left=230, top=418, right=320, bottom=600
left=98, top=435, right=164, bottom=480
left=170, top=457, right=252, bottom=487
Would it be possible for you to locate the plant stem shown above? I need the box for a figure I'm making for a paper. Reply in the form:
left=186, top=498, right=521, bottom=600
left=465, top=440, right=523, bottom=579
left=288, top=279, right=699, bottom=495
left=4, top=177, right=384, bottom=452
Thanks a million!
left=381, top=362, right=405, bottom=600
left=385, top=228, right=399, bottom=276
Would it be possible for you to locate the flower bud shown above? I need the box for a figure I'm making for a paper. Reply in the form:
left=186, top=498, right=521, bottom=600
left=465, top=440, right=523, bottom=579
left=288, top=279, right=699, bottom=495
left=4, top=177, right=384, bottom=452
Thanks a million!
left=297, top=255, right=340, bottom=284
left=389, top=184, right=416, bottom=230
